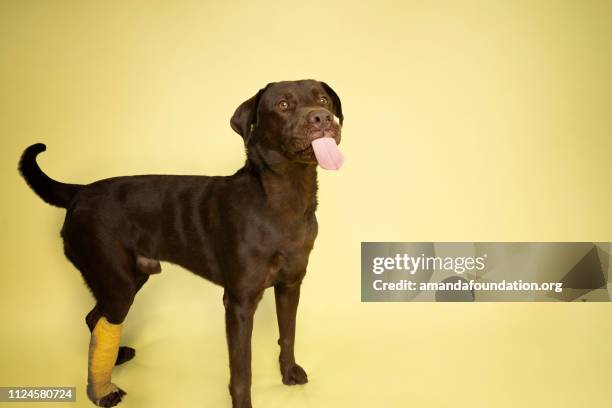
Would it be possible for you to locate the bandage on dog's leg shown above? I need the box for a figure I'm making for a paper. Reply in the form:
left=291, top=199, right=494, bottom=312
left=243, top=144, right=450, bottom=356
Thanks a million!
left=87, top=316, right=126, bottom=406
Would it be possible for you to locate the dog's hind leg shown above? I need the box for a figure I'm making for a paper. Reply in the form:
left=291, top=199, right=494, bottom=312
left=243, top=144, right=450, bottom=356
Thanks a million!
left=85, top=269, right=149, bottom=367
left=84, top=264, right=153, bottom=407
left=84, top=269, right=151, bottom=406
left=85, top=281, right=139, bottom=407
left=63, top=221, right=144, bottom=407
left=87, top=315, right=126, bottom=407
left=86, top=305, right=135, bottom=366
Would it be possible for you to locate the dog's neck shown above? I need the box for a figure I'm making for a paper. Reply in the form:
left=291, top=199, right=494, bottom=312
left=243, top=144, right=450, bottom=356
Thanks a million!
left=241, top=144, right=318, bottom=216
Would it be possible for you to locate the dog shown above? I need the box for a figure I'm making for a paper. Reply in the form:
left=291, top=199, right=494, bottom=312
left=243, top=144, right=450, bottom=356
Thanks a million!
left=18, top=79, right=344, bottom=408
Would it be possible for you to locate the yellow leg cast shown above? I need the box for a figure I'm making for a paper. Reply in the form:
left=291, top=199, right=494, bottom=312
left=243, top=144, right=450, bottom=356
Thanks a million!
left=87, top=317, right=124, bottom=405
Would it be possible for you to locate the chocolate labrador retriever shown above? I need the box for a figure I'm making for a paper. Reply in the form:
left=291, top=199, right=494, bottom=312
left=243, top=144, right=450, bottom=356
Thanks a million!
left=18, top=79, right=344, bottom=408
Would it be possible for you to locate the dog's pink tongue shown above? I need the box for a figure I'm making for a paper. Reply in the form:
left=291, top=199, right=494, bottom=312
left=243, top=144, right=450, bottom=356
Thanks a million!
left=311, top=137, right=344, bottom=170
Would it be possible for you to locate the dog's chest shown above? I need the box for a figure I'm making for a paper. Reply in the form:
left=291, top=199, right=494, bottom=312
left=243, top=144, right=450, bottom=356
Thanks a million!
left=263, top=215, right=318, bottom=286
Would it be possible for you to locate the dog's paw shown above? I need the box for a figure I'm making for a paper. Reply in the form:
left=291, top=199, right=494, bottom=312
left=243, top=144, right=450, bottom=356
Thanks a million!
left=115, top=346, right=135, bottom=365
left=96, top=388, right=126, bottom=407
left=281, top=364, right=308, bottom=385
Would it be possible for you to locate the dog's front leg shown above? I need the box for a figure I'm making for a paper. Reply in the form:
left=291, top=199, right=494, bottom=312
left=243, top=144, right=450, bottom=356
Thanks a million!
left=274, top=283, right=308, bottom=385
left=223, top=290, right=260, bottom=408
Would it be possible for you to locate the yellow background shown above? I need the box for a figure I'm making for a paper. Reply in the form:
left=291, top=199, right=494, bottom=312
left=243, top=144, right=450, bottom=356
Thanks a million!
left=1, top=1, right=611, bottom=407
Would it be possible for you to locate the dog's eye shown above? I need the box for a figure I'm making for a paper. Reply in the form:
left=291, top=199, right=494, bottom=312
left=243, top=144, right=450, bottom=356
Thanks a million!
left=319, top=96, right=328, bottom=105
left=278, top=101, right=289, bottom=111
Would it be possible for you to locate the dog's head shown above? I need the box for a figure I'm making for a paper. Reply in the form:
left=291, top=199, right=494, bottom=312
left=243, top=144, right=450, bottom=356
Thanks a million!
left=230, top=79, right=344, bottom=169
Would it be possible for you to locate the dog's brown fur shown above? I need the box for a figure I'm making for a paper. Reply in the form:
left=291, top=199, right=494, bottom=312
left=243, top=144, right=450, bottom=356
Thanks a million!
left=18, top=79, right=343, bottom=408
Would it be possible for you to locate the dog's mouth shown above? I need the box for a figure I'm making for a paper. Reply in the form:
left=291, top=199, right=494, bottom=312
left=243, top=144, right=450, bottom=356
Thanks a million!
left=293, top=126, right=344, bottom=170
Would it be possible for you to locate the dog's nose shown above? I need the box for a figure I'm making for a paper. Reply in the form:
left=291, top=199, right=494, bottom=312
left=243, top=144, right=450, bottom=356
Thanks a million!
left=307, top=109, right=333, bottom=129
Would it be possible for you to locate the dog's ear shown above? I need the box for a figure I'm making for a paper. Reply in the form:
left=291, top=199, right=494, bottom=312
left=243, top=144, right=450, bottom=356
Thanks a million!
left=321, top=81, right=343, bottom=125
left=230, top=85, right=269, bottom=144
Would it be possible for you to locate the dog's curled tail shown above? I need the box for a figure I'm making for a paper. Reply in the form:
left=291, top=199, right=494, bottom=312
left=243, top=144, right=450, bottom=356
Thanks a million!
left=19, top=143, right=83, bottom=208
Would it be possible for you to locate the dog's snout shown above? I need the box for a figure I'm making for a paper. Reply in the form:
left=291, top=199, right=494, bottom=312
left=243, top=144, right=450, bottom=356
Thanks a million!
left=307, top=110, right=333, bottom=129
